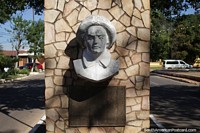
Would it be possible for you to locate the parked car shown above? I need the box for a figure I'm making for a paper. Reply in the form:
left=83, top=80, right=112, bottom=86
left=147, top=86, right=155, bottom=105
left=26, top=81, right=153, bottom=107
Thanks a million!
left=19, top=63, right=43, bottom=70
left=162, top=59, right=192, bottom=69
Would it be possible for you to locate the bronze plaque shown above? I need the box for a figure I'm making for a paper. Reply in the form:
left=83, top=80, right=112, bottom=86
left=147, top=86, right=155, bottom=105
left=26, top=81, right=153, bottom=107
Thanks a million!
left=69, top=86, right=125, bottom=127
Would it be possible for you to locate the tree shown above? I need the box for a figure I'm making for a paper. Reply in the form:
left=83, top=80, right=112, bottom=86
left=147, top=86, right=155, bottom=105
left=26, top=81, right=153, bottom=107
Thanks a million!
left=150, top=10, right=173, bottom=61
left=151, top=0, right=200, bottom=18
left=0, top=45, right=3, bottom=53
left=150, top=0, right=200, bottom=61
left=6, top=14, right=31, bottom=68
left=25, top=20, right=44, bottom=72
left=0, top=0, right=44, bottom=24
left=171, top=14, right=200, bottom=63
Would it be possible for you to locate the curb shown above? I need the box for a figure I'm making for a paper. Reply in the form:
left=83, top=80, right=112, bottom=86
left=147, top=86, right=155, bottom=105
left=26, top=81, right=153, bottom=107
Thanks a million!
left=152, top=71, right=200, bottom=86
left=150, top=114, right=168, bottom=133
left=15, top=75, right=29, bottom=80
left=29, top=115, right=46, bottom=133
left=29, top=72, right=40, bottom=75
left=0, top=75, right=28, bottom=84
left=0, top=72, right=43, bottom=84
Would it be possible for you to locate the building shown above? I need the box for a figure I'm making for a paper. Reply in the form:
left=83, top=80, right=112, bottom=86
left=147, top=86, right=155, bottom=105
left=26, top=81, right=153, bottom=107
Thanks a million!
left=2, top=50, right=44, bottom=68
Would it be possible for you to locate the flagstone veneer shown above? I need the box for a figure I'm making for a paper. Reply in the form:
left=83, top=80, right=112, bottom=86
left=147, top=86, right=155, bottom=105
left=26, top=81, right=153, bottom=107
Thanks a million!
left=45, top=0, right=150, bottom=132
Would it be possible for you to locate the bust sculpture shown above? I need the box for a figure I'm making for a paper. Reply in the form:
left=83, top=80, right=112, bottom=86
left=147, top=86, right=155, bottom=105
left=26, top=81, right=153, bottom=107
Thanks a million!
left=73, top=15, right=119, bottom=82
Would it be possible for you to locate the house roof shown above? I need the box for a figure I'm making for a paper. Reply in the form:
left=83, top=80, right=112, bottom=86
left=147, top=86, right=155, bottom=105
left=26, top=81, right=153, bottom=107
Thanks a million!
left=1, top=50, right=29, bottom=56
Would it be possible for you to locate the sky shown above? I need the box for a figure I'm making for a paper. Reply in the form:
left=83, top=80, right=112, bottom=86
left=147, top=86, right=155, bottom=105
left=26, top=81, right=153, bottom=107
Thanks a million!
left=0, top=9, right=44, bottom=51
left=0, top=7, right=195, bottom=51
left=181, top=8, right=195, bottom=15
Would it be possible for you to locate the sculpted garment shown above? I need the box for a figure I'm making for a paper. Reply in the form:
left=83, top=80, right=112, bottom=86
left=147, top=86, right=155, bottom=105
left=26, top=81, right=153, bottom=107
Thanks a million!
left=73, top=51, right=119, bottom=82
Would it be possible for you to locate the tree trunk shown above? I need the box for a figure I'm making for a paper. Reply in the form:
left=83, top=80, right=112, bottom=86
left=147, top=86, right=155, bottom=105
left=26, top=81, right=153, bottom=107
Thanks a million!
left=31, top=59, right=36, bottom=72
left=15, top=51, right=19, bottom=68
left=15, top=37, right=21, bottom=68
left=31, top=51, right=37, bottom=72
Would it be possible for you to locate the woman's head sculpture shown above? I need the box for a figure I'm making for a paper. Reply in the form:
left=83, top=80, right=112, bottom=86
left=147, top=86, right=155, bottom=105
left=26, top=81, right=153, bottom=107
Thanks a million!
left=77, top=15, right=116, bottom=49
left=73, top=15, right=119, bottom=82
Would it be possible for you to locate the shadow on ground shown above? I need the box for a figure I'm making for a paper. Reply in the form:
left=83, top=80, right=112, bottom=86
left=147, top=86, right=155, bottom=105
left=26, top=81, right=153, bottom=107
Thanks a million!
left=34, top=124, right=46, bottom=133
left=0, top=78, right=45, bottom=115
left=151, top=84, right=200, bottom=130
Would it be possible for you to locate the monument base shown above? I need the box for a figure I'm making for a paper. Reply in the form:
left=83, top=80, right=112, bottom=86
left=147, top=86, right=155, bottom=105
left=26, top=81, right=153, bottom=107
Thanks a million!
left=69, top=86, right=125, bottom=127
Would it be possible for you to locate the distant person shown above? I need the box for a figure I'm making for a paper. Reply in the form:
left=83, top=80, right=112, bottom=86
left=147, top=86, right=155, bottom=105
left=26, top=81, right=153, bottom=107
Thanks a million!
left=73, top=15, right=119, bottom=82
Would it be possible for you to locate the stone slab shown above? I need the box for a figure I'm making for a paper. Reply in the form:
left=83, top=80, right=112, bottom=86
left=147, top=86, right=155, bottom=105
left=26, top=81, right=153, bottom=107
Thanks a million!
left=69, top=86, right=125, bottom=127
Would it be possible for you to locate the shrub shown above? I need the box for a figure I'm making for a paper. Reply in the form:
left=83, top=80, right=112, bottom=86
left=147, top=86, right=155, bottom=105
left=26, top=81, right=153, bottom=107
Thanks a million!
left=0, top=72, right=9, bottom=79
left=7, top=68, right=19, bottom=75
left=18, top=68, right=30, bottom=75
left=0, top=55, right=18, bottom=72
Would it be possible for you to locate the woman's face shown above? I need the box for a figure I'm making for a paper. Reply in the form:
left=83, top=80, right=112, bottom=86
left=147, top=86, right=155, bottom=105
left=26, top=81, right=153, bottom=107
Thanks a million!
left=85, top=26, right=107, bottom=54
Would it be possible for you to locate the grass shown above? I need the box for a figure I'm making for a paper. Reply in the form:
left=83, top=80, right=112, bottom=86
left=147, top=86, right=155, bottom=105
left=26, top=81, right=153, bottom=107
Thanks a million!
left=150, top=66, right=162, bottom=71
left=0, top=68, right=30, bottom=81
left=5, top=74, right=27, bottom=80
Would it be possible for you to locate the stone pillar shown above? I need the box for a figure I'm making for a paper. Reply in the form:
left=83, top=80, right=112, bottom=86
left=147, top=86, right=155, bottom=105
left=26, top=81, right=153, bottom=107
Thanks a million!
left=45, top=0, right=150, bottom=133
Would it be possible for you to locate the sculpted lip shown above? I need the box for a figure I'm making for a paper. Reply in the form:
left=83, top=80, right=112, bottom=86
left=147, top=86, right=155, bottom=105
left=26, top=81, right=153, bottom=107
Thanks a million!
left=92, top=45, right=100, bottom=49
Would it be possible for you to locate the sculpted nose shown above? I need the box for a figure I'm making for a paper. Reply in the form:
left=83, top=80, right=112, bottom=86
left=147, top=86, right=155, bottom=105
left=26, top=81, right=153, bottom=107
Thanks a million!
left=94, top=36, right=99, bottom=43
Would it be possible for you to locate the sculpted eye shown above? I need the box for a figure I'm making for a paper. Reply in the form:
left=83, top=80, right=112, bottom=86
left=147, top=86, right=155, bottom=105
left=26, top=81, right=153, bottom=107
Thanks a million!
left=87, top=35, right=94, bottom=40
left=98, top=35, right=104, bottom=39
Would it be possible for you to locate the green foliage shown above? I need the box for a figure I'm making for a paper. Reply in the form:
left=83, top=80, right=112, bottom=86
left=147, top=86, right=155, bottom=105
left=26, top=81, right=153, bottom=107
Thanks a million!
left=172, top=51, right=188, bottom=60
left=26, top=20, right=44, bottom=56
left=0, top=45, right=3, bottom=53
left=150, top=10, right=173, bottom=61
left=0, top=0, right=43, bottom=24
left=151, top=0, right=200, bottom=18
left=0, top=68, right=29, bottom=79
left=151, top=1, right=200, bottom=63
left=171, top=14, right=200, bottom=63
left=18, top=68, right=30, bottom=75
left=0, top=55, right=18, bottom=72
left=0, top=72, right=9, bottom=79
left=0, top=45, right=3, bottom=54
left=7, top=68, right=19, bottom=75
left=0, top=0, right=25, bottom=24
left=6, top=15, right=31, bottom=53
left=5, top=15, right=32, bottom=68
left=0, top=57, right=18, bottom=79
left=5, top=15, right=44, bottom=70
left=25, top=20, right=44, bottom=72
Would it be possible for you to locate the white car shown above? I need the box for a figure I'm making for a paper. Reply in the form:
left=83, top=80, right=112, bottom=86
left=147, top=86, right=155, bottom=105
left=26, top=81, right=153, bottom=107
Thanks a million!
left=163, top=59, right=192, bottom=69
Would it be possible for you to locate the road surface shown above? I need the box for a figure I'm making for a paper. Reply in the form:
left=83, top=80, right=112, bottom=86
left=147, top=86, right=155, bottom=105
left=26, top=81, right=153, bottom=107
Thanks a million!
left=150, top=74, right=200, bottom=132
left=0, top=73, right=45, bottom=133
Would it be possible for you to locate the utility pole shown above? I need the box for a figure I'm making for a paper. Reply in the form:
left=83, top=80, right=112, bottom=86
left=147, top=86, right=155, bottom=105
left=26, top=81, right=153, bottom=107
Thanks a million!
left=31, top=2, right=36, bottom=72
left=32, top=7, right=35, bottom=22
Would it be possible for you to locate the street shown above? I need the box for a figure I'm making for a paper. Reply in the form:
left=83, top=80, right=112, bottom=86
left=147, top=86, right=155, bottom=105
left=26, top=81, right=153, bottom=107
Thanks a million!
left=0, top=73, right=45, bottom=133
left=1, top=72, right=200, bottom=132
left=150, top=74, right=200, bottom=131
